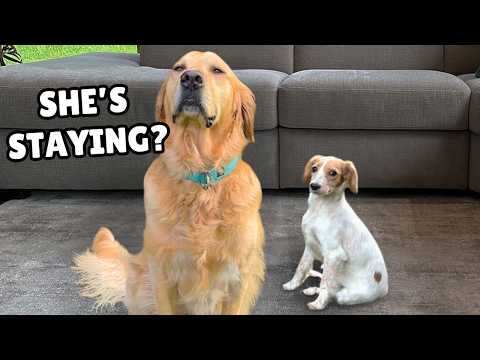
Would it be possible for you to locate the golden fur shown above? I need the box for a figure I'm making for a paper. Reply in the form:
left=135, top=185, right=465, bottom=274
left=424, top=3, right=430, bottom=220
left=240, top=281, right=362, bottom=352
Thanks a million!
left=73, top=51, right=265, bottom=314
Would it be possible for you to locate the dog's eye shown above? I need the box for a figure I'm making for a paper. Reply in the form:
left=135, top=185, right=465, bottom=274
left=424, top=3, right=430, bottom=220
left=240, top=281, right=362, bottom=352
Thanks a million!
left=312, top=166, right=318, bottom=173
left=329, top=170, right=338, bottom=177
left=173, top=65, right=185, bottom=72
left=212, top=67, right=224, bottom=74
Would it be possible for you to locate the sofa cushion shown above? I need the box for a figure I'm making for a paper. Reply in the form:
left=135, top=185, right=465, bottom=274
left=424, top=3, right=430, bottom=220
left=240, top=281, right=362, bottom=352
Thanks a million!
left=279, top=128, right=469, bottom=189
left=0, top=128, right=278, bottom=190
left=140, top=45, right=293, bottom=74
left=234, top=70, right=286, bottom=130
left=294, top=46, right=443, bottom=72
left=458, top=73, right=480, bottom=135
left=470, top=133, right=480, bottom=193
left=243, top=129, right=279, bottom=189
left=279, top=70, right=470, bottom=130
left=0, top=128, right=154, bottom=190
left=0, top=54, right=282, bottom=131
left=445, top=45, right=480, bottom=75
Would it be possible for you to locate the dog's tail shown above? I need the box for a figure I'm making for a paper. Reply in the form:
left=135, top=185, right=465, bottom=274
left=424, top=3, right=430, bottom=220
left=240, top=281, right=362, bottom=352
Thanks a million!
left=72, top=227, right=130, bottom=310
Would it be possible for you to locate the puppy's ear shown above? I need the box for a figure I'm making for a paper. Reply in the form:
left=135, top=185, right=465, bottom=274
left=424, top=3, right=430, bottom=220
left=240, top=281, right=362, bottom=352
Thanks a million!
left=234, top=82, right=256, bottom=143
left=343, top=160, right=358, bottom=194
left=303, top=155, right=322, bottom=184
left=155, top=81, right=168, bottom=121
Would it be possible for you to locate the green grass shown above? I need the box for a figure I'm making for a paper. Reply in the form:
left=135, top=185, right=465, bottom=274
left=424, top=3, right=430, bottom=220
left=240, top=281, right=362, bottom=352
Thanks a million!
left=15, top=45, right=137, bottom=63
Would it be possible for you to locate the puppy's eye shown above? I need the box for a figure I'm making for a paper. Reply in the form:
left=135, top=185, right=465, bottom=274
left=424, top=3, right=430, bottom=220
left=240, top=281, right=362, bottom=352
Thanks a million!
left=173, top=65, right=185, bottom=72
left=212, top=67, right=224, bottom=74
left=312, top=166, right=318, bottom=173
left=329, top=170, right=338, bottom=177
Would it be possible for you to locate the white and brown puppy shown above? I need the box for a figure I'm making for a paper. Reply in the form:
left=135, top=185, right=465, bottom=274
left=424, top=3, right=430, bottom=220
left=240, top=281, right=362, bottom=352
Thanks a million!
left=283, top=155, right=388, bottom=310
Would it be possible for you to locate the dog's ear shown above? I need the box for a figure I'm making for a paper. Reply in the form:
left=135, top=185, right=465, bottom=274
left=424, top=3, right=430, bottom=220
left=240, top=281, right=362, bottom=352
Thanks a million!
left=234, top=82, right=256, bottom=143
left=343, top=160, right=358, bottom=194
left=155, top=81, right=168, bottom=121
left=303, top=155, right=322, bottom=184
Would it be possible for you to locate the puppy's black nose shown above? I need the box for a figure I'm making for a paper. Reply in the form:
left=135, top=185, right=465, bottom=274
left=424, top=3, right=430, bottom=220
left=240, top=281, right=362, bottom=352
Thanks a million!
left=181, top=70, right=203, bottom=91
left=310, top=183, right=321, bottom=191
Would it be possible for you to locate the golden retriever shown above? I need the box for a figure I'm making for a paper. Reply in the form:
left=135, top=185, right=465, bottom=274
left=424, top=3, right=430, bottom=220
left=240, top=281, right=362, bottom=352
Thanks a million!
left=73, top=51, right=265, bottom=315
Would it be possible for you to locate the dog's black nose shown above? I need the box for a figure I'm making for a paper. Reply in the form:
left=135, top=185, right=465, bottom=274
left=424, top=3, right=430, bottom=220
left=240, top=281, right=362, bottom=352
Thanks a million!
left=181, top=70, right=203, bottom=91
left=310, top=183, right=321, bottom=191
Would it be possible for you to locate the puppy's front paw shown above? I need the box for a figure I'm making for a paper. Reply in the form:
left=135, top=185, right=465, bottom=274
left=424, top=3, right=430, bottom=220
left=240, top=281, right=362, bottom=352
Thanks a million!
left=303, top=287, right=319, bottom=296
left=307, top=290, right=329, bottom=310
left=309, top=270, right=322, bottom=279
left=283, top=280, right=299, bottom=291
left=307, top=300, right=327, bottom=310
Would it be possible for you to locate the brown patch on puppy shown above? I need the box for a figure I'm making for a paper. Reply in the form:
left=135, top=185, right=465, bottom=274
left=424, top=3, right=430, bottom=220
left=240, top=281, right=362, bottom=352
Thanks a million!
left=374, top=271, right=382, bottom=283
left=320, top=158, right=359, bottom=194
left=323, top=159, right=345, bottom=188
left=303, top=155, right=324, bottom=184
left=343, top=161, right=358, bottom=194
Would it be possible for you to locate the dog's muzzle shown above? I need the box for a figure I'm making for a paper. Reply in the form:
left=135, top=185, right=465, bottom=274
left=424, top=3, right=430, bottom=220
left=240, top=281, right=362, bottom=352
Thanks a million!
left=173, top=70, right=216, bottom=127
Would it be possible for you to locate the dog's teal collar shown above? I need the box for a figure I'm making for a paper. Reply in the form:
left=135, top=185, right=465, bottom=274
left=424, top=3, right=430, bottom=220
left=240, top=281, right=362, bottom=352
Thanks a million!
left=185, top=156, right=241, bottom=189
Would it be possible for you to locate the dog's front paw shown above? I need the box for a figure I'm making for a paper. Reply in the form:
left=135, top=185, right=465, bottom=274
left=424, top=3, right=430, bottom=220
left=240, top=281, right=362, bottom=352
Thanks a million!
left=307, top=290, right=329, bottom=310
left=309, top=270, right=322, bottom=279
left=283, top=280, right=299, bottom=291
left=303, top=287, right=319, bottom=296
left=307, top=300, right=327, bottom=311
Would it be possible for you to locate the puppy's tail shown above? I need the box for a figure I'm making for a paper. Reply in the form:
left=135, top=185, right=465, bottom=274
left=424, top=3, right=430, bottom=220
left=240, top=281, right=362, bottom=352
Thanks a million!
left=72, top=227, right=130, bottom=310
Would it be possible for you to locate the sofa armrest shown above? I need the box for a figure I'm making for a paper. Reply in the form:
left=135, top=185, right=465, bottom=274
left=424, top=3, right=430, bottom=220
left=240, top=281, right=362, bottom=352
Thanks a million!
left=0, top=52, right=167, bottom=130
left=459, top=74, right=480, bottom=135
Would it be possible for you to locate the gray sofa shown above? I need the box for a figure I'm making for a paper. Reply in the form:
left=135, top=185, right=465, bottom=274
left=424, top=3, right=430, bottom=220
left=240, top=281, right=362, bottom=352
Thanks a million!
left=1, top=45, right=479, bottom=191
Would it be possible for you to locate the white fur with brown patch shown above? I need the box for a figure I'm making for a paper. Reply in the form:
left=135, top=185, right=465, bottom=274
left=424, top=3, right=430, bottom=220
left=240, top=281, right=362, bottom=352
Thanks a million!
left=283, top=155, right=388, bottom=310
